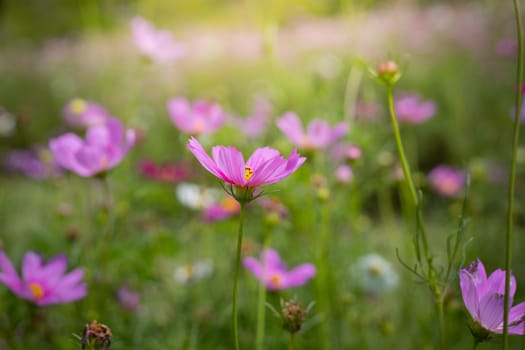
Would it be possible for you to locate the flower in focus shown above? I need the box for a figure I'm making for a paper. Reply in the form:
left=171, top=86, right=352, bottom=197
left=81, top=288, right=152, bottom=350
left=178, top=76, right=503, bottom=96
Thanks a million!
left=351, top=253, right=398, bottom=295
left=203, top=196, right=240, bottom=222
left=395, top=93, right=437, bottom=124
left=243, top=248, right=316, bottom=291
left=62, top=98, right=110, bottom=128
left=174, top=260, right=213, bottom=284
left=276, top=112, right=348, bottom=151
left=130, top=16, right=185, bottom=64
left=138, top=159, right=190, bottom=184
left=230, top=96, right=272, bottom=138
left=81, top=320, right=112, bottom=350
left=0, top=251, right=87, bottom=306
left=167, top=98, right=227, bottom=136
left=187, top=137, right=305, bottom=203
left=117, top=287, right=140, bottom=313
left=3, top=146, right=63, bottom=179
left=460, top=259, right=525, bottom=338
left=428, top=165, right=466, bottom=197
left=49, top=117, right=136, bottom=177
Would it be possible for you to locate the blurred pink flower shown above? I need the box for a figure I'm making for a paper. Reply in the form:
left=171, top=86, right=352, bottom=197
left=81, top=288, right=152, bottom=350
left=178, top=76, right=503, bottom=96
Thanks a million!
left=117, top=287, right=140, bottom=313
left=3, top=146, right=63, bottom=179
left=354, top=101, right=383, bottom=122
left=276, top=112, right=348, bottom=151
left=243, top=248, right=316, bottom=291
left=203, top=196, right=240, bottom=222
left=0, top=251, right=86, bottom=306
left=230, top=97, right=272, bottom=138
left=167, top=98, right=227, bottom=136
left=187, top=137, right=305, bottom=202
left=395, top=94, right=437, bottom=124
left=62, top=98, right=110, bottom=128
left=428, top=165, right=466, bottom=197
left=331, top=142, right=362, bottom=162
left=130, top=16, right=185, bottom=64
left=138, top=159, right=190, bottom=184
left=335, top=164, right=353, bottom=184
left=49, top=117, right=136, bottom=177
left=496, top=38, right=517, bottom=57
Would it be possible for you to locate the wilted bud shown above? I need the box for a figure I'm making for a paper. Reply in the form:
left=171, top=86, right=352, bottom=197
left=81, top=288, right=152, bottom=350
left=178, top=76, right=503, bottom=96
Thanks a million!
left=376, top=60, right=401, bottom=85
left=81, top=320, right=112, bottom=350
left=282, top=300, right=307, bottom=334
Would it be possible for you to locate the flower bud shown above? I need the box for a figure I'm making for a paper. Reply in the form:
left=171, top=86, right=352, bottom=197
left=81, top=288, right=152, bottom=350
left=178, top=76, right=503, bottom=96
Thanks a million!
left=81, top=320, right=112, bottom=350
left=376, top=60, right=401, bottom=85
left=282, top=300, right=307, bottom=334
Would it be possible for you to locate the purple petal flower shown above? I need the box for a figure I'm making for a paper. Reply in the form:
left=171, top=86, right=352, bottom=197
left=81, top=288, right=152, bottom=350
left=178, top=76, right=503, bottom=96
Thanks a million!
left=49, top=117, right=135, bottom=177
left=0, top=251, right=87, bottom=306
left=395, top=94, right=437, bottom=124
left=276, top=112, right=348, bottom=150
left=3, top=146, right=63, bottom=179
left=460, top=259, right=525, bottom=335
left=203, top=196, right=240, bottom=222
left=428, top=165, right=466, bottom=197
left=243, top=249, right=316, bottom=291
left=187, top=137, right=305, bottom=201
left=62, top=98, right=110, bottom=128
left=130, top=16, right=185, bottom=64
left=167, top=98, right=227, bottom=136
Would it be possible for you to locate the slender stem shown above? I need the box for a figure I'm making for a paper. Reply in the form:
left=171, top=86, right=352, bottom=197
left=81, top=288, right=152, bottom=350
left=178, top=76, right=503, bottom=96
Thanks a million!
left=385, top=85, right=431, bottom=264
left=289, top=333, right=295, bottom=350
left=437, top=297, right=446, bottom=350
left=504, top=0, right=524, bottom=348
left=233, top=203, right=246, bottom=350
left=255, top=231, right=272, bottom=350
left=472, top=339, right=480, bottom=350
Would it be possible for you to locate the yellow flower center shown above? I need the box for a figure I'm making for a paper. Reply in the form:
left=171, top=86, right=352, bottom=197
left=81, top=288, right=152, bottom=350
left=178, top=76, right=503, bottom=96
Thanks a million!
left=367, top=265, right=382, bottom=277
left=29, top=282, right=44, bottom=300
left=70, top=98, right=87, bottom=115
left=244, top=165, right=254, bottom=181
left=269, top=274, right=282, bottom=288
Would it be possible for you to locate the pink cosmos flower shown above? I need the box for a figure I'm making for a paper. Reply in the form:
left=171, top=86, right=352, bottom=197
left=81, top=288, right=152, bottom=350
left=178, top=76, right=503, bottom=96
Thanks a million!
left=428, top=165, right=466, bottom=197
left=117, top=286, right=140, bottom=313
left=395, top=94, right=437, bottom=124
left=276, top=112, right=348, bottom=150
left=335, top=164, right=353, bottom=184
left=0, top=251, right=87, bottom=306
left=460, top=259, right=525, bottom=335
left=130, top=16, right=185, bottom=64
left=62, top=98, right=110, bottom=128
left=187, top=137, right=305, bottom=202
left=49, top=117, right=136, bottom=177
left=243, top=248, right=316, bottom=291
left=3, top=146, right=63, bottom=179
left=167, top=98, right=227, bottom=136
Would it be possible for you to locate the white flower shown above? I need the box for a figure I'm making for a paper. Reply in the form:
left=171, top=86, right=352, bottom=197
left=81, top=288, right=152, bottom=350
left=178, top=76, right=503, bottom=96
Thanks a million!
left=174, top=260, right=214, bottom=284
left=351, top=253, right=398, bottom=294
left=175, top=182, right=220, bottom=209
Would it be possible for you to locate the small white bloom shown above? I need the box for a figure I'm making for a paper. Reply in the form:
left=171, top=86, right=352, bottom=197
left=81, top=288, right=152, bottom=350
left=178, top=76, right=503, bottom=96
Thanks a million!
left=351, top=253, right=398, bottom=294
left=174, top=260, right=214, bottom=284
left=175, top=182, right=220, bottom=209
left=0, top=108, right=16, bottom=137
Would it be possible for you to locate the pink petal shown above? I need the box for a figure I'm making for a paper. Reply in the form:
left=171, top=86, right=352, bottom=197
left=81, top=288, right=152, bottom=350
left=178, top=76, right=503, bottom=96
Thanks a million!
left=187, top=137, right=227, bottom=180
left=276, top=112, right=305, bottom=147
left=211, top=145, right=245, bottom=185
left=478, top=292, right=505, bottom=331
left=285, top=263, right=316, bottom=288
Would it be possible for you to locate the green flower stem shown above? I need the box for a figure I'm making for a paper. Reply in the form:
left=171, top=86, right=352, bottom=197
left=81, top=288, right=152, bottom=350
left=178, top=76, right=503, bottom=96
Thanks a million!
left=504, top=0, right=524, bottom=348
left=255, top=230, right=272, bottom=350
left=233, top=203, right=246, bottom=350
left=472, top=339, right=480, bottom=350
left=289, top=333, right=295, bottom=350
left=316, top=197, right=332, bottom=350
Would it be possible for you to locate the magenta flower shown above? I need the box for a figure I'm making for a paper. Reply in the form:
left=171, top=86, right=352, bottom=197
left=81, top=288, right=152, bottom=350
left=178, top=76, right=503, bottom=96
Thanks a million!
left=460, top=259, right=525, bottom=336
left=130, top=16, right=185, bottom=64
left=243, top=249, right=316, bottom=291
left=187, top=137, right=305, bottom=202
left=167, top=98, right=227, bottom=136
left=62, top=98, right=110, bottom=128
left=335, top=164, right=353, bottom=184
left=276, top=112, right=348, bottom=150
left=138, top=159, right=190, bottom=184
left=49, top=117, right=136, bottom=177
left=395, top=94, right=437, bottom=124
left=3, top=146, right=63, bottom=179
left=428, top=165, right=466, bottom=197
left=0, top=251, right=86, bottom=306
